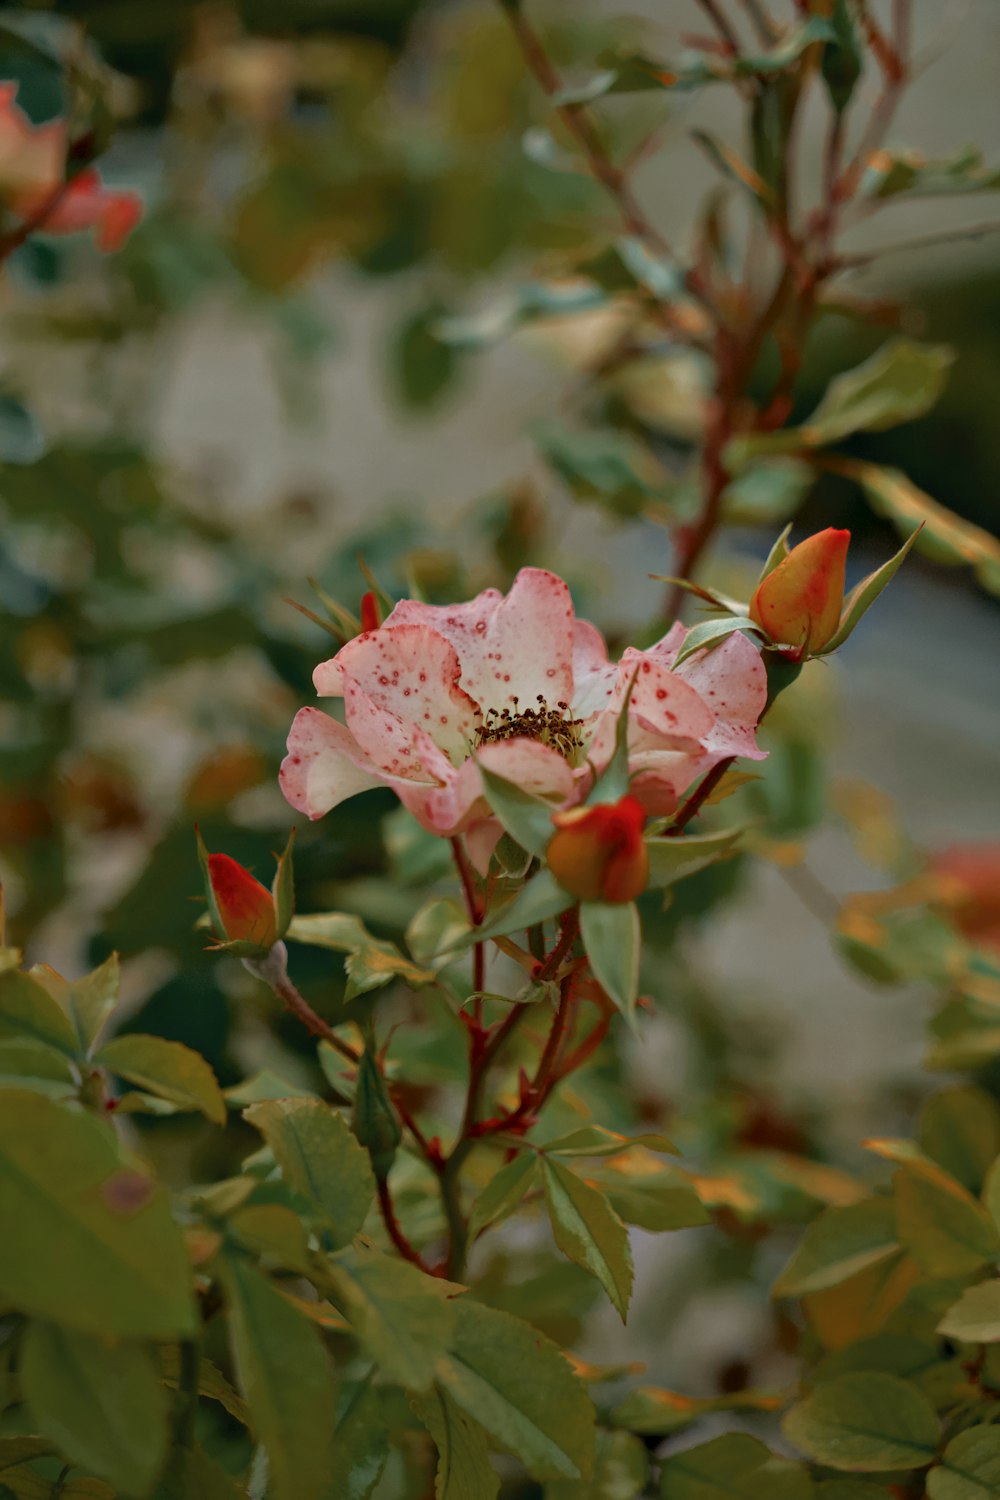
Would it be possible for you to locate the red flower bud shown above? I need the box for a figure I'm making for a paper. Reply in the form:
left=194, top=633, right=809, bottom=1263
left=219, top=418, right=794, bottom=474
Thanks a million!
left=548, top=795, right=649, bottom=904
left=206, top=853, right=279, bottom=950
left=750, top=528, right=850, bottom=658
left=360, top=591, right=381, bottom=634
left=928, top=843, right=1000, bottom=952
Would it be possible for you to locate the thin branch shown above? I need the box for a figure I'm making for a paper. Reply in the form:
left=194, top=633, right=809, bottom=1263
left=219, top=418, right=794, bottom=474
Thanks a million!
left=836, top=220, right=1000, bottom=269
left=696, top=0, right=742, bottom=54
left=376, top=1176, right=434, bottom=1273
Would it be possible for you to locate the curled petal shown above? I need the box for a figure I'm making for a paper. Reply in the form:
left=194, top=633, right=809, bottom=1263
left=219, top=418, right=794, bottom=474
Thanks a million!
left=323, top=624, right=478, bottom=765
left=587, top=649, right=716, bottom=772
left=280, top=708, right=386, bottom=820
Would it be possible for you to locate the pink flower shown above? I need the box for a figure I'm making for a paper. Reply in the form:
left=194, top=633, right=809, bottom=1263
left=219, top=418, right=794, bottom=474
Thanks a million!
left=281, top=568, right=766, bottom=868
left=0, top=83, right=141, bottom=252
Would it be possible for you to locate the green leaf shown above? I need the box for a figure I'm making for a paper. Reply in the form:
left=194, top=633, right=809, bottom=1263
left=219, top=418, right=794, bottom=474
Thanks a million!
left=229, top=1203, right=311, bottom=1269
left=392, top=305, right=457, bottom=411
left=0, top=1091, right=196, bottom=1338
left=782, top=1372, right=940, bottom=1471
left=772, top=1199, right=899, bottom=1298
left=645, top=828, right=745, bottom=889
left=324, top=1244, right=455, bottom=1393
left=328, top=1375, right=388, bottom=1500
left=891, top=1156, right=999, bottom=1277
left=20, top=1320, right=169, bottom=1496
left=219, top=1254, right=336, bottom=1500
left=477, top=761, right=558, bottom=858
left=286, top=913, right=435, bottom=998
left=548, top=1428, right=649, bottom=1499
left=919, top=1086, right=1000, bottom=1193
left=243, top=1097, right=375, bottom=1248
left=927, top=1426, right=1000, bottom=1500
left=670, top=618, right=761, bottom=668
left=64, top=954, right=119, bottom=1056
left=414, top=1387, right=499, bottom=1500
left=659, top=1433, right=811, bottom=1499
left=834, top=458, right=1000, bottom=597
left=721, top=458, right=815, bottom=524
left=534, top=422, right=669, bottom=519
left=580, top=902, right=640, bottom=1021
left=598, top=1163, right=711, bottom=1233
left=821, top=0, right=863, bottom=113
left=468, top=1153, right=539, bottom=1239
left=727, top=341, right=954, bottom=464
left=819, top=527, right=920, bottom=653
left=224, top=1070, right=318, bottom=1107
left=466, top=871, right=572, bottom=946
left=937, top=1280, right=1000, bottom=1343
left=612, top=1386, right=781, bottom=1437
left=406, top=898, right=469, bottom=967
left=96, top=1033, right=226, bottom=1124
left=814, top=1484, right=893, bottom=1500
left=435, top=1297, right=595, bottom=1481
left=542, top=1156, right=634, bottom=1320
left=863, top=144, right=1000, bottom=201
left=0, top=970, right=78, bottom=1057
left=159, top=1348, right=251, bottom=1427
left=541, top=1126, right=677, bottom=1158
left=154, top=1444, right=252, bottom=1500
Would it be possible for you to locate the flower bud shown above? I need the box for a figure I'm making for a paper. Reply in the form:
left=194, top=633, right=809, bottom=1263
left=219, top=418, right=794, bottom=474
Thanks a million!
left=196, top=829, right=295, bottom=957
left=750, top=528, right=850, bottom=658
left=548, top=795, right=649, bottom=904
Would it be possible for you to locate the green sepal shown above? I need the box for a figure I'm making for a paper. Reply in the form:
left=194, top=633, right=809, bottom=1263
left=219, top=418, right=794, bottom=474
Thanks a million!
left=449, top=871, right=572, bottom=949
left=271, top=827, right=296, bottom=939
left=645, top=826, right=745, bottom=889
left=477, top=760, right=558, bottom=859
left=352, top=1048, right=402, bottom=1182
left=817, top=527, right=921, bottom=654
left=579, top=900, right=640, bottom=1024
left=759, top=523, right=793, bottom=581
left=672, top=616, right=761, bottom=668
left=647, top=574, right=746, bottom=616
left=195, top=826, right=225, bottom=940
left=586, top=666, right=638, bottom=804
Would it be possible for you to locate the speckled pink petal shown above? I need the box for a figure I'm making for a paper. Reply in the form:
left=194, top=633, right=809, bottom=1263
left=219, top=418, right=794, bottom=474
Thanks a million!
left=571, top=618, right=617, bottom=718
left=468, top=567, right=576, bottom=713
left=318, top=624, right=478, bottom=765
left=586, top=649, right=717, bottom=770
left=477, top=735, right=577, bottom=802
left=280, top=708, right=386, bottom=819
left=342, top=674, right=459, bottom=785
left=381, top=587, right=504, bottom=650
left=672, top=629, right=768, bottom=761
left=627, top=750, right=714, bottom=817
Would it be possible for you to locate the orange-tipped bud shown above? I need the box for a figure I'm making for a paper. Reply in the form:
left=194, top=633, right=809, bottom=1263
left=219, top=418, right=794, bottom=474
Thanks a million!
left=750, top=528, right=850, bottom=658
left=206, top=853, right=279, bottom=950
left=548, top=795, right=649, bottom=904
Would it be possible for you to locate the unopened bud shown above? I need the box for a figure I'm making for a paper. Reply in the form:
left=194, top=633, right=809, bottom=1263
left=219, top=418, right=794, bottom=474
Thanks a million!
left=548, top=795, right=649, bottom=904
left=750, top=528, right=850, bottom=659
left=196, top=829, right=295, bottom=958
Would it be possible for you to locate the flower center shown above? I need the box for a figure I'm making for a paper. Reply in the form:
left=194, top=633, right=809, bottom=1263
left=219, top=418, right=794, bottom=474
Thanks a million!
left=474, top=695, right=586, bottom=762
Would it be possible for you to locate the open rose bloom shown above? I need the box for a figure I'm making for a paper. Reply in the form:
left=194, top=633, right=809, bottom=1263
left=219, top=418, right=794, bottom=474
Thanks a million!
left=282, top=568, right=767, bottom=869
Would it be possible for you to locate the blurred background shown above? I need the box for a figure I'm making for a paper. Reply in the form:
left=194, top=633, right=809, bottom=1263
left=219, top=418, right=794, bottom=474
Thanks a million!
left=1, top=0, right=998, bottom=1395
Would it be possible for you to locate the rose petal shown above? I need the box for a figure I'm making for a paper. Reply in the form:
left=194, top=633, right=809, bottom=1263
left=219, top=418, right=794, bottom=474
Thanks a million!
left=672, top=629, right=768, bottom=761
left=317, top=624, right=477, bottom=765
left=571, top=618, right=617, bottom=718
left=280, top=708, right=386, bottom=819
left=342, top=674, right=457, bottom=784
left=586, top=649, right=716, bottom=770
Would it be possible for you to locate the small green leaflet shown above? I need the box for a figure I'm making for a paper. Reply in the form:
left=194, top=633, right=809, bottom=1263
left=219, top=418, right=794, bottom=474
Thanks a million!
left=476, top=760, right=557, bottom=858
left=579, top=901, right=640, bottom=1020
left=783, top=1372, right=941, bottom=1472
left=541, top=1156, right=634, bottom=1321
left=96, top=1033, right=226, bottom=1124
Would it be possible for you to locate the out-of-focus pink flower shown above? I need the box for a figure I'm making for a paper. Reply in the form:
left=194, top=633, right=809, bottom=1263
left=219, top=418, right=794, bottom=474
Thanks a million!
left=281, top=568, right=766, bottom=868
left=0, top=83, right=141, bottom=251
left=928, top=843, right=1000, bottom=952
